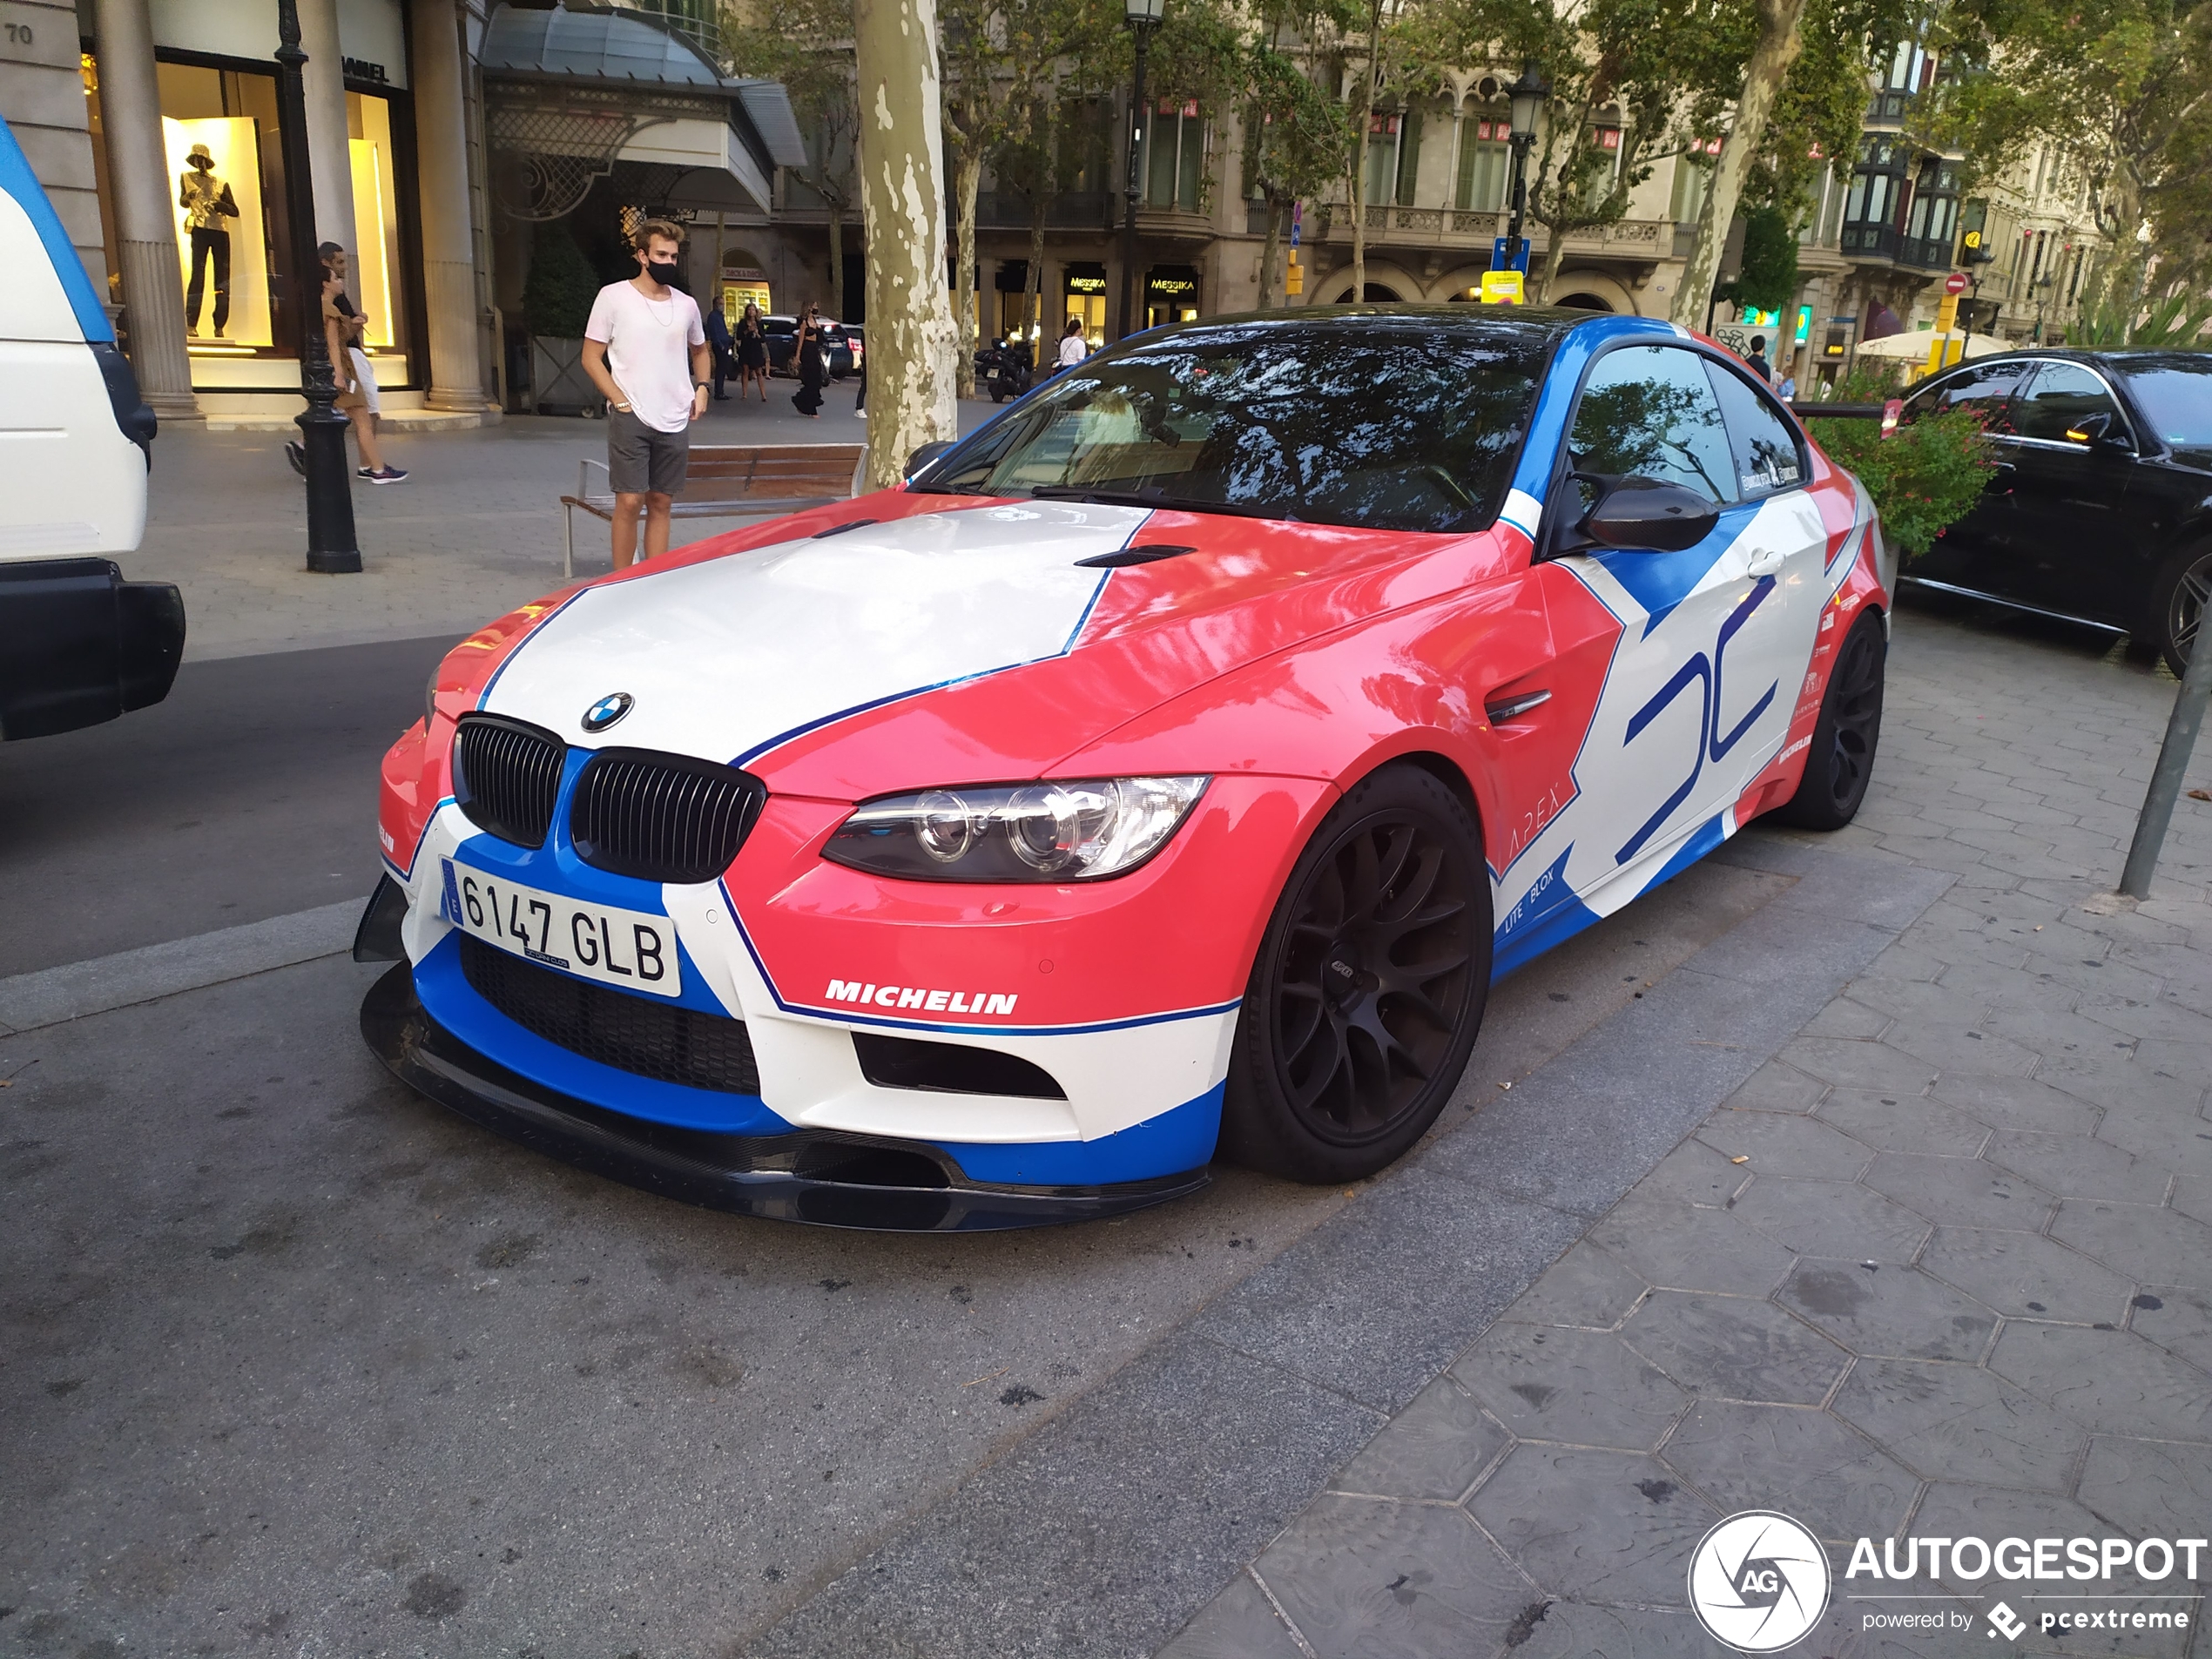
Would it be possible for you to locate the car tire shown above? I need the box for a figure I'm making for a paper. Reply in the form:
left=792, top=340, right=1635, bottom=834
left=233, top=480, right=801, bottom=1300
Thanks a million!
left=1219, top=765, right=1492, bottom=1184
left=2148, top=542, right=2211, bottom=679
left=1770, top=608, right=1886, bottom=830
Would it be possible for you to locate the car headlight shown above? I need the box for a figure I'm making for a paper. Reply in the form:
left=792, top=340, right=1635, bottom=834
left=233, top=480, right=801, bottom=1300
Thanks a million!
left=824, top=777, right=1209, bottom=881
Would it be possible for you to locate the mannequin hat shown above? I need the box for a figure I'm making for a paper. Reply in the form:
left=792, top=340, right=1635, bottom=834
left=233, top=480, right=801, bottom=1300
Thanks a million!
left=187, top=143, right=214, bottom=165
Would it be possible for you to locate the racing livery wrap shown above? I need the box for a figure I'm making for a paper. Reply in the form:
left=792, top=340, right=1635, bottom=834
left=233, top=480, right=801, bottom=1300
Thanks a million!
left=361, top=308, right=1892, bottom=1229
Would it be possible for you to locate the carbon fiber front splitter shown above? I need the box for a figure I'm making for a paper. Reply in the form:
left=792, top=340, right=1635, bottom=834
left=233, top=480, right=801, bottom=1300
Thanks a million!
left=359, top=963, right=1211, bottom=1231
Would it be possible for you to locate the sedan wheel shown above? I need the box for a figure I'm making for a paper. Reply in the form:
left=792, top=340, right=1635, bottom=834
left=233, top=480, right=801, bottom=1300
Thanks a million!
left=1771, top=608, right=1886, bottom=830
left=2156, top=544, right=2211, bottom=679
left=1220, top=765, right=1491, bottom=1183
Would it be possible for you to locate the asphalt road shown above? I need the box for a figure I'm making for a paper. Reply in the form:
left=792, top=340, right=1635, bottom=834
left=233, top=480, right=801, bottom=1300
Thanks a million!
left=0, top=636, right=451, bottom=977
left=0, top=635, right=1795, bottom=1652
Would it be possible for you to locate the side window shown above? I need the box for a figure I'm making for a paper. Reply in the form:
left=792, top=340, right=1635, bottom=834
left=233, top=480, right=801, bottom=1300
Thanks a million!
left=1566, top=345, right=1736, bottom=505
left=1904, top=361, right=2030, bottom=435
left=1705, top=362, right=1807, bottom=497
left=2012, top=362, right=2124, bottom=443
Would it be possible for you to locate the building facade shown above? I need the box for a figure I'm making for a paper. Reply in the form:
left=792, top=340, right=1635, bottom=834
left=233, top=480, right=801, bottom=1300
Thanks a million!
left=0, top=0, right=798, bottom=424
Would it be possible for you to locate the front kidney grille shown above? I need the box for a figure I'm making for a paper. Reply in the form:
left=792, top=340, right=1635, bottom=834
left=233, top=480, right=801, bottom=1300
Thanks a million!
left=459, top=934, right=761, bottom=1095
left=571, top=749, right=764, bottom=885
left=453, top=714, right=564, bottom=849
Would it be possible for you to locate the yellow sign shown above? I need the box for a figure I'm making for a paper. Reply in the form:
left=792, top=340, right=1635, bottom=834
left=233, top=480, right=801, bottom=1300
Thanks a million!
left=1924, top=294, right=1962, bottom=374
left=1963, top=229, right=1982, bottom=249
left=1481, top=270, right=1525, bottom=305
left=1285, top=251, right=1302, bottom=296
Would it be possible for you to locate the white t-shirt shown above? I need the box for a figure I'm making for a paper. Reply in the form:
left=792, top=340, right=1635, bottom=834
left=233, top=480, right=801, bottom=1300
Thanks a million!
left=1057, top=334, right=1089, bottom=368
left=585, top=280, right=705, bottom=433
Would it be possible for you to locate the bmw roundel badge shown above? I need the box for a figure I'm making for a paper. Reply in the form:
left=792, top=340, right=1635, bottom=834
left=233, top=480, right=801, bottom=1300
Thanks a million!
left=582, top=691, right=633, bottom=732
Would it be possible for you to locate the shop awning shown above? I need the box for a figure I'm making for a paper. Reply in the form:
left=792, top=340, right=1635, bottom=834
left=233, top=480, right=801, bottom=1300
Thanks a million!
left=481, top=4, right=726, bottom=84
left=617, top=117, right=773, bottom=217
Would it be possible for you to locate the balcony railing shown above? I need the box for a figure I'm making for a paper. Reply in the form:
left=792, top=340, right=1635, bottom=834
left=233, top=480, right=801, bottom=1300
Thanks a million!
left=1840, top=221, right=1957, bottom=270
left=1312, top=206, right=1673, bottom=253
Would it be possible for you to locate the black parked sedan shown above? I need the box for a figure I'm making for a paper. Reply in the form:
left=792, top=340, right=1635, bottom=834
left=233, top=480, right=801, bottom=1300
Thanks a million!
left=1899, top=349, right=2211, bottom=672
left=762, top=314, right=858, bottom=380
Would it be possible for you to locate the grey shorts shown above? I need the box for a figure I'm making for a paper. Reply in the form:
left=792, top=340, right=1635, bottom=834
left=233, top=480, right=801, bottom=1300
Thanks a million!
left=607, top=408, right=691, bottom=496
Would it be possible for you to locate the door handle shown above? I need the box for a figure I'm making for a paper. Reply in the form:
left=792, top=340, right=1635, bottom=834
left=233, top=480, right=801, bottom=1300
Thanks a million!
left=1746, top=548, right=1786, bottom=578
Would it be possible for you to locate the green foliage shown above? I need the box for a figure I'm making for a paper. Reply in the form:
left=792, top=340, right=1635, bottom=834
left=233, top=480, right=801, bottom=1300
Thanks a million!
left=1804, top=372, right=1998, bottom=559
left=2067, top=286, right=2212, bottom=347
left=522, top=221, right=598, bottom=341
left=1719, top=206, right=1801, bottom=312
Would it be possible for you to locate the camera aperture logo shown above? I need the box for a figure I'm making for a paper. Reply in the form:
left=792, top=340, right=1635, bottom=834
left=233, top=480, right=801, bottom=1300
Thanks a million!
left=1689, top=1511, right=1832, bottom=1652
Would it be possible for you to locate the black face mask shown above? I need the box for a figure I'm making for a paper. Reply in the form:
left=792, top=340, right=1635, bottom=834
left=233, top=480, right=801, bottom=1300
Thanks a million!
left=645, top=260, right=678, bottom=287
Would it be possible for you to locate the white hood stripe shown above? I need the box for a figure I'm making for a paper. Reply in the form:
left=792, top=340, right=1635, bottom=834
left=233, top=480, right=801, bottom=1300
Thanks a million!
left=482, top=501, right=1152, bottom=765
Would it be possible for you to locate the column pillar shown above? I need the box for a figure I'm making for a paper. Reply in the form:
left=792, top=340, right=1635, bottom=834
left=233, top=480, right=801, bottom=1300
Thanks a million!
left=408, top=0, right=486, bottom=409
left=298, top=0, right=356, bottom=260
left=91, top=0, right=199, bottom=419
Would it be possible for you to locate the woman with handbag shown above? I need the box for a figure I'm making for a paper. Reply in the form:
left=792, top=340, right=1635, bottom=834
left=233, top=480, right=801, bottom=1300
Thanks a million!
left=324, top=266, right=404, bottom=482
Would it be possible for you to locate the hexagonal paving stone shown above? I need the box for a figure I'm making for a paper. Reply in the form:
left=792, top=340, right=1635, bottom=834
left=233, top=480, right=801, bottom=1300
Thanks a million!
left=1989, top=1323, right=2212, bottom=1441
left=1620, top=1291, right=1850, bottom=1404
left=1862, top=1152, right=2058, bottom=1231
left=1329, top=1376, right=1509, bottom=1501
left=1777, top=1038, right=1941, bottom=1096
left=2089, top=1114, right=2212, bottom=1174
left=1156, top=1569, right=1307, bottom=1659
left=1920, top=1228, right=2135, bottom=1325
left=2077, top=1436, right=2212, bottom=1538
left=2078, top=993, right=2212, bottom=1046
left=1501, top=1598, right=1710, bottom=1659
left=1632, top=1138, right=1755, bottom=1208
left=1910, top=1486, right=2194, bottom=1656
left=2051, top=1200, right=2212, bottom=1290
left=1831, top=1357, right=2087, bottom=1492
left=2174, top=1177, right=2212, bottom=1229
left=2127, top=1285, right=2212, bottom=1373
left=1659, top=1399, right=1916, bottom=1542
left=1981, top=1130, right=2169, bottom=1204
left=1730, top=1175, right=1933, bottom=1260
left=1881, top=1016, right=2042, bottom=1076
left=1800, top=996, right=1895, bottom=1040
left=1696, top=1109, right=1874, bottom=1182
left=1815, top=1089, right=1990, bottom=1157
left=1779, top=1259, right=1998, bottom=1362
left=1723, top=1058, right=1830, bottom=1115
left=1465, top=1444, right=1717, bottom=1608
left=1253, top=1494, right=1542, bottom=1659
left=1450, top=1325, right=1689, bottom=1452
left=1588, top=1198, right=1797, bottom=1298
left=2038, top=1052, right=2202, bottom=1118
left=1500, top=1243, right=1649, bottom=1332
left=1927, top=1075, right=2102, bottom=1136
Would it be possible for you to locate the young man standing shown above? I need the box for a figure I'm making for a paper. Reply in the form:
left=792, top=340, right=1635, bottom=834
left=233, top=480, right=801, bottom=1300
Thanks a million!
left=582, top=219, right=710, bottom=570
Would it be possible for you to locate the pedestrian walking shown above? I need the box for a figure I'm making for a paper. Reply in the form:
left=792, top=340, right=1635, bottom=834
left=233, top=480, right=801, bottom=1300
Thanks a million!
left=324, top=265, right=404, bottom=483
left=736, top=302, right=770, bottom=401
left=704, top=299, right=735, bottom=400
left=1777, top=370, right=1797, bottom=401
left=580, top=217, right=709, bottom=570
left=792, top=304, right=827, bottom=419
left=289, top=243, right=386, bottom=479
left=1743, top=334, right=1773, bottom=384
left=1056, top=316, right=1089, bottom=374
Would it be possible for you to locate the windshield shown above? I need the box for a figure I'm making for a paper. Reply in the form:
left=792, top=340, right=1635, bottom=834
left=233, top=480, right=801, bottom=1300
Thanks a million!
left=920, top=320, right=1553, bottom=533
left=2114, top=354, right=2212, bottom=451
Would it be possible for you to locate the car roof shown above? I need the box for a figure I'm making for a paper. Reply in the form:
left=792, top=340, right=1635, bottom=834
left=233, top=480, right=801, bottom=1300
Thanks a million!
left=1123, top=303, right=1627, bottom=347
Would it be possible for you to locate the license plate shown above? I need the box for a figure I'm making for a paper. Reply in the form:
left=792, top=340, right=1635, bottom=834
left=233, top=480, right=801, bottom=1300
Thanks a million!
left=441, top=860, right=681, bottom=997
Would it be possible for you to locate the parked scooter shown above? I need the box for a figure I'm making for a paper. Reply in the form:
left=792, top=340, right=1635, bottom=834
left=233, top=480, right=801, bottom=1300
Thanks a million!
left=976, top=337, right=1035, bottom=403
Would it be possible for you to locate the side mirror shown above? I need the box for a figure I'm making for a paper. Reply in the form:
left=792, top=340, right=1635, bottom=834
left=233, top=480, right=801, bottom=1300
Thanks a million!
left=2064, top=411, right=2133, bottom=455
left=1580, top=475, right=1720, bottom=553
left=904, top=440, right=955, bottom=481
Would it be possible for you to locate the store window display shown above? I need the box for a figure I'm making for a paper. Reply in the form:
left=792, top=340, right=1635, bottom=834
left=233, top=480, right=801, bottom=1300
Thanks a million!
left=345, top=91, right=409, bottom=381
left=157, top=63, right=283, bottom=364
left=179, top=143, right=239, bottom=336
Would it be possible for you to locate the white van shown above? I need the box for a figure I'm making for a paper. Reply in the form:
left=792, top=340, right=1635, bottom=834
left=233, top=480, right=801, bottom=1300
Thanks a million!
left=0, top=111, right=184, bottom=739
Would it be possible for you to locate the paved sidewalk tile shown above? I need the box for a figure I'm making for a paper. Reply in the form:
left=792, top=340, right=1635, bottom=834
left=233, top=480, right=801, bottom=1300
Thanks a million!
left=1160, top=605, right=2212, bottom=1659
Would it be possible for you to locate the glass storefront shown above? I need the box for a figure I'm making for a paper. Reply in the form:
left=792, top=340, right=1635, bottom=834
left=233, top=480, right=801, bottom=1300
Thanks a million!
left=154, top=61, right=289, bottom=374
left=1144, top=266, right=1199, bottom=330
left=346, top=89, right=410, bottom=381
left=1063, top=261, right=1107, bottom=347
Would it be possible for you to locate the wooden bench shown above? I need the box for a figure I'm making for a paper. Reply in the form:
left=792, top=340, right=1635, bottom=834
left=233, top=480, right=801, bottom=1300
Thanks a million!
left=561, top=443, right=867, bottom=577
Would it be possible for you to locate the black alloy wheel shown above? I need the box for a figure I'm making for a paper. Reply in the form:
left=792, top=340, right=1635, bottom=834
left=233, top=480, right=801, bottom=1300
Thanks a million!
left=1221, top=765, right=1491, bottom=1183
left=1772, top=608, right=1886, bottom=830
left=2154, top=544, right=2210, bottom=680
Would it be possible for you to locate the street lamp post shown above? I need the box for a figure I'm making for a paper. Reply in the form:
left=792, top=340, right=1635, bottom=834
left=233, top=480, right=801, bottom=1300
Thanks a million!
left=1496, top=64, right=1547, bottom=273
left=273, top=0, right=361, bottom=574
left=1115, top=0, right=1165, bottom=341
